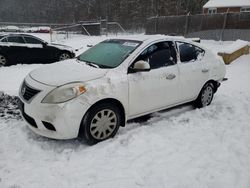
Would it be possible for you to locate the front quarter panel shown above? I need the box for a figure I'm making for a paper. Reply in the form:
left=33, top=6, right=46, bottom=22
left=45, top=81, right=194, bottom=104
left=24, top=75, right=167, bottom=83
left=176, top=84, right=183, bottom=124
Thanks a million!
left=79, top=71, right=129, bottom=119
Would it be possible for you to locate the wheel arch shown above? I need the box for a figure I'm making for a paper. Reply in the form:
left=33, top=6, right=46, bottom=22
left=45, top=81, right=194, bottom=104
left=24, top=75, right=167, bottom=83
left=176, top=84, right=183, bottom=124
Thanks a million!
left=90, top=98, right=126, bottom=126
left=0, top=52, right=9, bottom=66
left=78, top=98, right=126, bottom=138
left=56, top=50, right=72, bottom=60
left=205, top=79, right=219, bottom=93
left=194, top=80, right=217, bottom=108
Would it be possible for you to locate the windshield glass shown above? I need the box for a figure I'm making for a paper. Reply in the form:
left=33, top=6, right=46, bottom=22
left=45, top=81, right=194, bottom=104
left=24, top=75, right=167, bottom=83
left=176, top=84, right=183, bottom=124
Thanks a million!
left=78, top=39, right=141, bottom=68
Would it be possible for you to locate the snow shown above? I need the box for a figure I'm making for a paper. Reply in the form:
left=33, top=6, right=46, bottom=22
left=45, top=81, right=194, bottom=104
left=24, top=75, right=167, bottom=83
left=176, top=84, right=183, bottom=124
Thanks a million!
left=201, top=40, right=249, bottom=54
left=219, top=40, right=249, bottom=54
left=0, top=64, right=43, bottom=96
left=203, top=0, right=250, bottom=8
left=1, top=35, right=250, bottom=188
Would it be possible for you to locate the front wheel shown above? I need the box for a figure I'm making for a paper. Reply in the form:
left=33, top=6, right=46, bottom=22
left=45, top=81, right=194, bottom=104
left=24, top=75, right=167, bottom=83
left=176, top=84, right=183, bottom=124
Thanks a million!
left=58, top=52, right=71, bottom=61
left=80, top=103, right=122, bottom=145
left=194, top=83, right=214, bottom=108
left=0, top=54, right=7, bottom=67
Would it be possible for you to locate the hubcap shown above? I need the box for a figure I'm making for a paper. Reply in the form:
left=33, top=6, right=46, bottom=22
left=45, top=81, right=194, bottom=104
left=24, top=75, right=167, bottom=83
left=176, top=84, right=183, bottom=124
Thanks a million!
left=0, top=55, right=7, bottom=66
left=59, top=53, right=70, bottom=61
left=90, top=109, right=117, bottom=140
left=201, top=85, right=213, bottom=106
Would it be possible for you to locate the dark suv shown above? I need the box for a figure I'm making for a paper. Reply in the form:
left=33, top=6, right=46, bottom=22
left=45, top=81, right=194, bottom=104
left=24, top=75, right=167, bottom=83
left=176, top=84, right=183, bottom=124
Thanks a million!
left=0, top=34, right=75, bottom=66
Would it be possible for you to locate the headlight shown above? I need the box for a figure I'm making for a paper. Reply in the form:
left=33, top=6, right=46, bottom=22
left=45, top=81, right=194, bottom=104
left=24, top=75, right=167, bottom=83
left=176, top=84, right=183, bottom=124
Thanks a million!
left=42, top=83, right=86, bottom=104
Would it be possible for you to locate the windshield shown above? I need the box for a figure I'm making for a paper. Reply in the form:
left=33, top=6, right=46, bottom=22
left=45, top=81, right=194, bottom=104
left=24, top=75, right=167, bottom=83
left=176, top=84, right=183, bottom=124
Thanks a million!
left=78, top=39, right=141, bottom=68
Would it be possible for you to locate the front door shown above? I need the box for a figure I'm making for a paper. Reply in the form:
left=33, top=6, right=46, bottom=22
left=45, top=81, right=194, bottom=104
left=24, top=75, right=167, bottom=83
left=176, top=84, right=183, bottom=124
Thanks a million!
left=128, top=41, right=180, bottom=117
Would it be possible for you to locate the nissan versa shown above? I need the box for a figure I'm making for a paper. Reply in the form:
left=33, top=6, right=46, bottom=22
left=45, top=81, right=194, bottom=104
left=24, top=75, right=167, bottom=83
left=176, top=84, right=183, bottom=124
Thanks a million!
left=18, top=35, right=226, bottom=145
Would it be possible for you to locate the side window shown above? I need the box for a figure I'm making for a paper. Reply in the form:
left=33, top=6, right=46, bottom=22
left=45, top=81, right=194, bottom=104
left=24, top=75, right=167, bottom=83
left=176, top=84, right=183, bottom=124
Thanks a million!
left=176, top=42, right=205, bottom=63
left=7, top=36, right=25, bottom=43
left=24, top=37, right=43, bottom=44
left=135, top=41, right=176, bottom=69
left=0, top=37, right=8, bottom=42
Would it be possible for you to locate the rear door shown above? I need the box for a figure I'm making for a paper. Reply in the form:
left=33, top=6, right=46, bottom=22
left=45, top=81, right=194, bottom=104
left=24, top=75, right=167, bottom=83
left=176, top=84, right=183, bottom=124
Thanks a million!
left=23, top=36, right=53, bottom=63
left=175, top=41, right=209, bottom=102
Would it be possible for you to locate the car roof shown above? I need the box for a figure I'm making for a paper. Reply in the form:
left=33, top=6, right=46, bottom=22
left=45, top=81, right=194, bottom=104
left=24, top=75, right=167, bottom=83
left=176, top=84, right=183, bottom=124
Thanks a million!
left=108, top=34, right=198, bottom=44
left=0, top=33, right=40, bottom=38
left=109, top=35, right=208, bottom=51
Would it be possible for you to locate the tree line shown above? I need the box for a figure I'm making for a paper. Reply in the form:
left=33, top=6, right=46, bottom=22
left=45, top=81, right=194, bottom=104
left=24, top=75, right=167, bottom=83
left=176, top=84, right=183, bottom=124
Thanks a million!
left=0, top=0, right=208, bottom=29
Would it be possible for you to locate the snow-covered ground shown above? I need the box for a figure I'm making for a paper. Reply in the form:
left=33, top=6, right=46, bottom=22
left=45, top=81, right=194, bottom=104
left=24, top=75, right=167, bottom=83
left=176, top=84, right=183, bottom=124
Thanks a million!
left=1, top=35, right=250, bottom=188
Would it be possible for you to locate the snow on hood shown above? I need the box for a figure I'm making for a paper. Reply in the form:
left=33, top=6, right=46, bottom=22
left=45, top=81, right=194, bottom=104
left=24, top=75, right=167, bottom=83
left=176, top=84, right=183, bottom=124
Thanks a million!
left=48, top=43, right=74, bottom=52
left=29, top=59, right=108, bottom=86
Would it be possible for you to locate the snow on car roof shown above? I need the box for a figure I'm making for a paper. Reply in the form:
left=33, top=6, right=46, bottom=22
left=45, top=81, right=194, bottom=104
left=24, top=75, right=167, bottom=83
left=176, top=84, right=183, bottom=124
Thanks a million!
left=203, top=0, right=250, bottom=8
left=110, top=34, right=185, bottom=42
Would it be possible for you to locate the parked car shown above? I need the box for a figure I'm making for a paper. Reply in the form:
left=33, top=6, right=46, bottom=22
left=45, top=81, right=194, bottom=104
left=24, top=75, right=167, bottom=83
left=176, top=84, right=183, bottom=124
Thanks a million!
left=0, top=25, right=20, bottom=32
left=18, top=35, right=226, bottom=145
left=0, top=34, right=75, bottom=66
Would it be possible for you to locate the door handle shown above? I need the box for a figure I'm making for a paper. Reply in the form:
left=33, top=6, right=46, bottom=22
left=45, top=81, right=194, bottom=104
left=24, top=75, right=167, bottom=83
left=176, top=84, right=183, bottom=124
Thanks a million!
left=166, top=73, right=176, bottom=80
left=202, top=69, right=209, bottom=73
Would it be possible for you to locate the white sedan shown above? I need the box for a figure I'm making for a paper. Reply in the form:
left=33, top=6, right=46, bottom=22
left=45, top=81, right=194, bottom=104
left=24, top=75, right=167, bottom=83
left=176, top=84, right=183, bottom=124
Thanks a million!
left=18, top=35, right=226, bottom=145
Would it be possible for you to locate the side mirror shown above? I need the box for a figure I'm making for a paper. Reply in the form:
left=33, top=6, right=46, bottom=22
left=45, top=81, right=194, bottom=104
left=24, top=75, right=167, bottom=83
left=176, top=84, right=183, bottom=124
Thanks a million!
left=42, top=42, right=48, bottom=47
left=129, top=60, right=150, bottom=73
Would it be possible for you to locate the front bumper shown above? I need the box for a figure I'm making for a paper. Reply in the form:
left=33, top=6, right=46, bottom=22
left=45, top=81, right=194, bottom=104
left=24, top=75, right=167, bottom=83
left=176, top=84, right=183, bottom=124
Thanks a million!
left=18, top=75, right=90, bottom=140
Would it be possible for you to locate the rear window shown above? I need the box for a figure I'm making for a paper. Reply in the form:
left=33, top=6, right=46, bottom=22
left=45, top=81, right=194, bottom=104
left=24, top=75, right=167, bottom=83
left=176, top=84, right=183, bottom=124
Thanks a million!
left=176, top=42, right=205, bottom=63
left=0, top=36, right=7, bottom=42
left=24, top=36, right=43, bottom=44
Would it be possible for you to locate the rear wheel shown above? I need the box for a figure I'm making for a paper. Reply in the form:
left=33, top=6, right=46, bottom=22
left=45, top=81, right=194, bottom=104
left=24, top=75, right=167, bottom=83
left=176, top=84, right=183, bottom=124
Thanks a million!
left=0, top=54, right=7, bottom=67
left=194, top=82, right=214, bottom=108
left=80, top=103, right=122, bottom=145
left=58, top=52, right=71, bottom=61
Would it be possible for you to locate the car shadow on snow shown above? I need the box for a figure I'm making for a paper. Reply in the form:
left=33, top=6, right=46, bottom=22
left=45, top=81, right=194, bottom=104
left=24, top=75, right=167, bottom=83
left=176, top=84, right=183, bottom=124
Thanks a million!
left=121, top=103, right=195, bottom=134
left=128, top=102, right=194, bottom=124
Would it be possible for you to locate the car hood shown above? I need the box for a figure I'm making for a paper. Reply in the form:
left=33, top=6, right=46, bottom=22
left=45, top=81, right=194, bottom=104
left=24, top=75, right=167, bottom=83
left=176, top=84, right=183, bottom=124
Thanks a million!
left=48, top=43, right=74, bottom=52
left=29, top=59, right=108, bottom=86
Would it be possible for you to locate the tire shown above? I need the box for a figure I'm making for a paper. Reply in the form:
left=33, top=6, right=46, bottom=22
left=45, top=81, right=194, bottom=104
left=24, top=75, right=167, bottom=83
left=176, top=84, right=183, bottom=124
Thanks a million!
left=79, top=102, right=122, bottom=145
left=0, top=54, right=7, bottom=67
left=58, top=52, right=71, bottom=61
left=194, top=82, right=214, bottom=108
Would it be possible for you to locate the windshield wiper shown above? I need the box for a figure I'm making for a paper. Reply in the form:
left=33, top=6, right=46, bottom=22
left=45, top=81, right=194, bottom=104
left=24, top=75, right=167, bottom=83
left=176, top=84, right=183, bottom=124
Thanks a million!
left=85, top=61, right=99, bottom=68
left=76, top=58, right=99, bottom=68
left=76, top=58, right=112, bottom=69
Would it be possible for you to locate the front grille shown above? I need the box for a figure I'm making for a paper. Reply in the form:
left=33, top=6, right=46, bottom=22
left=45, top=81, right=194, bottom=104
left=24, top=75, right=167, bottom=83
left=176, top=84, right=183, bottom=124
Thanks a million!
left=18, top=99, right=38, bottom=128
left=21, top=82, right=41, bottom=101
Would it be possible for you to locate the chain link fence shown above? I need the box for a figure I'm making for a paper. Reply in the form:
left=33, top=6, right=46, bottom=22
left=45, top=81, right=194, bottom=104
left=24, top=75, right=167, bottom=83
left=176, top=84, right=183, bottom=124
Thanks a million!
left=146, top=12, right=250, bottom=41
